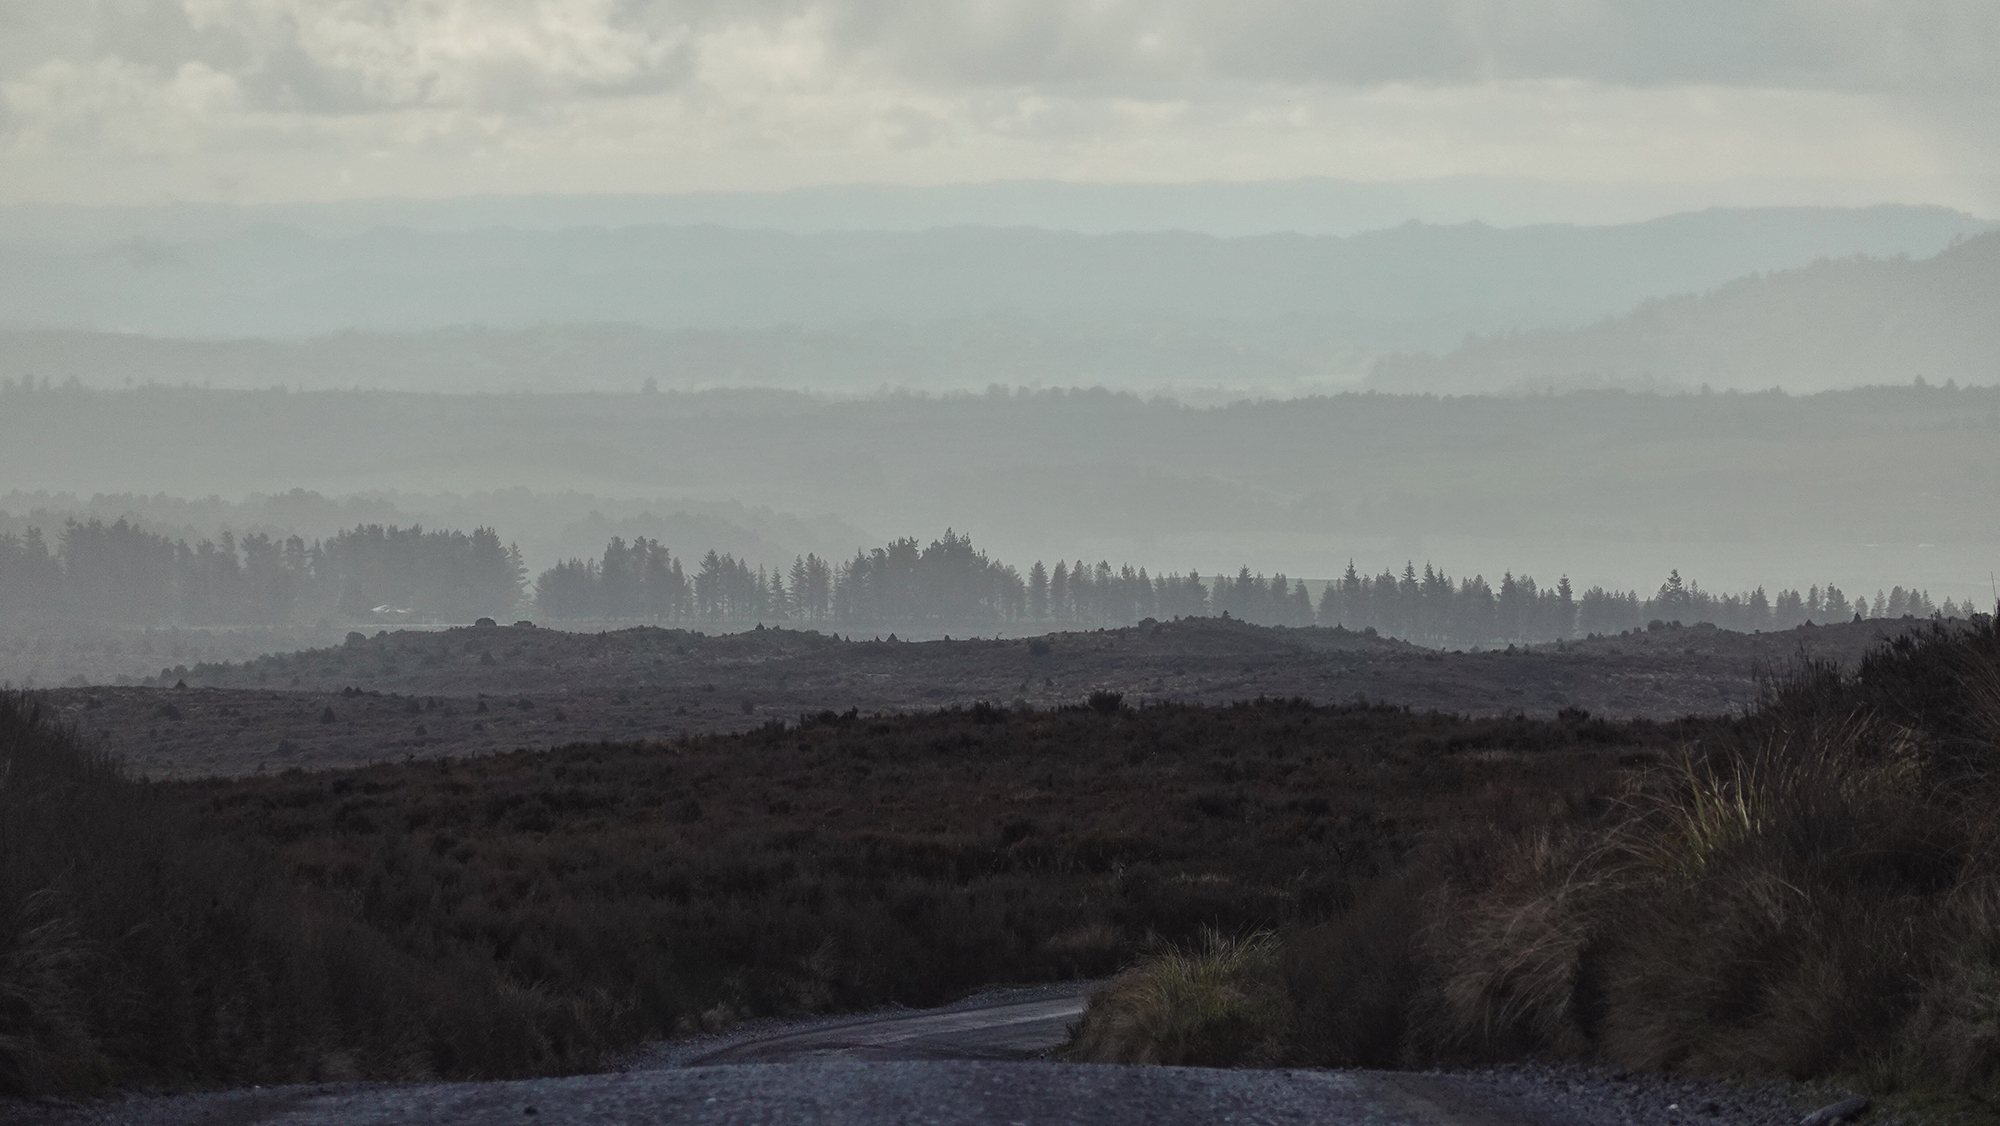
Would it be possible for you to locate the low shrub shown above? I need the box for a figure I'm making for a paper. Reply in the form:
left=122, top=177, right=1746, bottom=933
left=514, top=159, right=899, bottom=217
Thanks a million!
left=6, top=689, right=1683, bottom=1094
left=0, top=693, right=617, bottom=1097
left=1273, top=872, right=1428, bottom=1067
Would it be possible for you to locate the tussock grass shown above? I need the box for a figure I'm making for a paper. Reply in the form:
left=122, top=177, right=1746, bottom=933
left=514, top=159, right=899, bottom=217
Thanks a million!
left=1401, top=616, right=2000, bottom=1095
left=1078, top=612, right=2000, bottom=1111
left=1062, top=931, right=1289, bottom=1067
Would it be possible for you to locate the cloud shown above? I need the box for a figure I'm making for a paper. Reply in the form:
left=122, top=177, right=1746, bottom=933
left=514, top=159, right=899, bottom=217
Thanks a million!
left=2, top=56, right=246, bottom=155
left=794, top=1, right=2000, bottom=94
left=16, top=1, right=2000, bottom=113
left=1185, top=2, right=1999, bottom=92
left=0, top=1, right=1994, bottom=205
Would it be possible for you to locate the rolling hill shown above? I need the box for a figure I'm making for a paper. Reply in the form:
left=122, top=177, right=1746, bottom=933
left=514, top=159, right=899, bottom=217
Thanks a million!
left=1374, top=230, right=2000, bottom=393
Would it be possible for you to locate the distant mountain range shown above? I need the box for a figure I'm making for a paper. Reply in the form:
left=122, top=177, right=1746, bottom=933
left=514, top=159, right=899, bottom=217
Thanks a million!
left=9, top=180, right=1984, bottom=244
left=0, top=202, right=1987, bottom=394
left=1373, top=230, right=2000, bottom=392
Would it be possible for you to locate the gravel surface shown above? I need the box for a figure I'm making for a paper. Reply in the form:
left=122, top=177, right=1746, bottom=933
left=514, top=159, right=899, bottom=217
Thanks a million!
left=1449, top=1062, right=1851, bottom=1126
left=3, top=1062, right=1587, bottom=1126
left=2, top=989, right=1872, bottom=1126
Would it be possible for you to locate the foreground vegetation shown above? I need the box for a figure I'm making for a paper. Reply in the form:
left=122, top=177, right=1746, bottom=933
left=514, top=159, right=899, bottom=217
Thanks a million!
left=12, top=613, right=1991, bottom=1101
left=0, top=689, right=1674, bottom=1095
left=0, top=693, right=613, bottom=1095
left=1069, top=614, right=2000, bottom=1114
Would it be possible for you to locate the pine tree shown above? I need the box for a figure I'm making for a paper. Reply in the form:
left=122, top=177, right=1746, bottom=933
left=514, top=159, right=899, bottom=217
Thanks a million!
left=1747, top=586, right=1771, bottom=630
left=1289, top=579, right=1314, bottom=626
left=1655, top=569, right=1690, bottom=623
left=769, top=567, right=790, bottom=620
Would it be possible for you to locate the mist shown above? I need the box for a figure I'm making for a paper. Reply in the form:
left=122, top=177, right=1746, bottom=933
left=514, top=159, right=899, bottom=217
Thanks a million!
left=4, top=378, right=1994, bottom=616
left=5, top=4, right=1996, bottom=620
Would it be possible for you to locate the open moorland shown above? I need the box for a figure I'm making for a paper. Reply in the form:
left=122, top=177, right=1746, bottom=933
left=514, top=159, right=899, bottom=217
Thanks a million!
left=0, top=687, right=1678, bottom=1092
left=7, top=611, right=1998, bottom=1114
left=42, top=614, right=1932, bottom=779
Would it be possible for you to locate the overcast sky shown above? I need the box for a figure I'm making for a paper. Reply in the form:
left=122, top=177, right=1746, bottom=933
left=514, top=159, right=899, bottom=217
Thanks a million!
left=3, top=1, right=1996, bottom=215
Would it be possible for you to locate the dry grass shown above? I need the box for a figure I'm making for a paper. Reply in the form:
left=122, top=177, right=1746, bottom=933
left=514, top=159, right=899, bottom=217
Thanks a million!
left=1062, top=931, right=1290, bottom=1067
left=0, top=889, right=99, bottom=1093
left=1419, top=826, right=1616, bottom=1061
left=1382, top=617, right=2000, bottom=1092
left=1079, top=612, right=2000, bottom=1113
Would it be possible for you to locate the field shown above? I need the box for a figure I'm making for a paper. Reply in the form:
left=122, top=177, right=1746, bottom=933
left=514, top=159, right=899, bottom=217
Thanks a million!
left=0, top=688, right=1681, bottom=1092
left=9, top=608, right=1996, bottom=1104
left=186, top=699, right=1671, bottom=1018
left=44, top=615, right=1919, bottom=780
left=0, top=620, right=350, bottom=690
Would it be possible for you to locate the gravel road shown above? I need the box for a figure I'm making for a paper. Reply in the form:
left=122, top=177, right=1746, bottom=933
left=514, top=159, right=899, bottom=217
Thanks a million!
left=5, top=986, right=1852, bottom=1126
left=9, top=1062, right=1593, bottom=1126
left=639, top=982, right=1096, bottom=1068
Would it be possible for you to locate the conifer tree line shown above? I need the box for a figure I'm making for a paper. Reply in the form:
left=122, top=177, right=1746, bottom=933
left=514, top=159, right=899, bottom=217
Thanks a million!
left=2, top=519, right=1972, bottom=643
left=530, top=532, right=1969, bottom=644
left=0, top=519, right=524, bottom=625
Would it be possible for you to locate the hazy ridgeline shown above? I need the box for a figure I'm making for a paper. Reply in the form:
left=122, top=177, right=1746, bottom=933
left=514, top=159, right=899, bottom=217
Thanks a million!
left=7, top=219, right=1995, bottom=400
left=2, top=383, right=1995, bottom=610
left=1377, top=227, right=2000, bottom=393
left=1, top=517, right=1961, bottom=650
left=3, top=205, right=1986, bottom=396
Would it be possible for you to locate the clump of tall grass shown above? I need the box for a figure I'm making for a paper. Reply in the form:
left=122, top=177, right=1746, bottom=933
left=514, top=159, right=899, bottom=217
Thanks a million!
left=1062, top=931, right=1290, bottom=1067
left=1082, top=613, right=2000, bottom=1103
left=1426, top=615, right=2000, bottom=1092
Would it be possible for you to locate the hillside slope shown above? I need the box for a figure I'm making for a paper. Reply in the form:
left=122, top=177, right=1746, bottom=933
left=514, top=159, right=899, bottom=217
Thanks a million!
left=1375, top=230, right=2000, bottom=392
left=44, top=615, right=1933, bottom=779
left=1, top=207, right=1986, bottom=375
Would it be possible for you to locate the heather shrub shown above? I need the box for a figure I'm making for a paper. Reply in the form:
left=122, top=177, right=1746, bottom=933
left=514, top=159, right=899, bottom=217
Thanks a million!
left=3, top=687, right=1676, bottom=1092
left=0, top=693, right=617, bottom=1096
left=1276, top=872, right=1427, bottom=1067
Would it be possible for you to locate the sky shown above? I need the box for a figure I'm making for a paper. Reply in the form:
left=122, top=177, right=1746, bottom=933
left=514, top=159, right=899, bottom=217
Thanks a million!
left=2, top=1, right=1997, bottom=214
